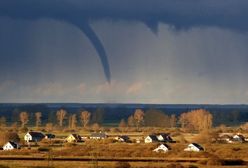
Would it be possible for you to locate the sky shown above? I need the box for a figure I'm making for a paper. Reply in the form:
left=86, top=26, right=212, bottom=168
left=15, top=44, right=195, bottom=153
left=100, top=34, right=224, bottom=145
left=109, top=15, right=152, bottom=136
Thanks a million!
left=0, top=0, right=248, bottom=104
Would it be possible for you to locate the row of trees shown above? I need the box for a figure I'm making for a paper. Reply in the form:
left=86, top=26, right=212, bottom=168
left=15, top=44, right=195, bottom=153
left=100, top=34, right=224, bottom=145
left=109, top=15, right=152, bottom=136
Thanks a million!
left=1, top=108, right=214, bottom=132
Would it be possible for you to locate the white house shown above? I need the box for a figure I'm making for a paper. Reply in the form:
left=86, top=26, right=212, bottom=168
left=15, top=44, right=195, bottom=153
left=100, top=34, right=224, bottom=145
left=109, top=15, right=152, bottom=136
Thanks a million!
left=145, top=135, right=158, bottom=143
left=24, top=131, right=45, bottom=142
left=65, top=134, right=82, bottom=143
left=3, top=141, right=20, bottom=150
left=233, top=134, right=245, bottom=142
left=153, top=144, right=171, bottom=153
left=156, top=133, right=174, bottom=142
left=114, top=135, right=130, bottom=142
left=184, top=143, right=204, bottom=152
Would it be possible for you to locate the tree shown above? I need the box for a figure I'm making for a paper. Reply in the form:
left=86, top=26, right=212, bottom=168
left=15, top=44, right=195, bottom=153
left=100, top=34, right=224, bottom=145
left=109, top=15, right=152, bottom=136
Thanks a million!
left=179, top=109, right=213, bottom=132
left=144, top=109, right=170, bottom=127
left=56, top=109, right=67, bottom=127
left=0, top=131, right=20, bottom=146
left=35, top=112, right=42, bottom=128
left=170, top=114, right=177, bottom=128
left=80, top=111, right=91, bottom=128
left=127, top=115, right=135, bottom=127
left=118, top=119, right=126, bottom=132
left=19, top=112, right=29, bottom=128
left=92, top=123, right=100, bottom=132
left=68, top=114, right=77, bottom=129
left=133, top=109, right=145, bottom=129
left=45, top=123, right=53, bottom=132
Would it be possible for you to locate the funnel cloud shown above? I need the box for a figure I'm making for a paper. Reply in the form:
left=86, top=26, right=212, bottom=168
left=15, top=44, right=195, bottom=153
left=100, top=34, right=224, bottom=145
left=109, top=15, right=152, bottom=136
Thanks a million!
left=1, top=0, right=248, bottom=82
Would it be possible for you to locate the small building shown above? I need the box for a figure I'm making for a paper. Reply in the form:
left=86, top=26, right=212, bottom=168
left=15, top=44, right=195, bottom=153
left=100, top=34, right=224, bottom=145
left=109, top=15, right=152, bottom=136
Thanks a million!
left=156, top=133, right=174, bottom=143
left=24, top=132, right=45, bottom=142
left=219, top=134, right=233, bottom=143
left=144, top=135, right=159, bottom=143
left=90, top=132, right=107, bottom=140
left=233, top=134, right=245, bottom=143
left=3, top=141, right=20, bottom=150
left=45, top=134, right=56, bottom=139
left=184, top=143, right=204, bottom=152
left=153, top=143, right=171, bottom=153
left=66, top=134, right=82, bottom=143
left=114, top=135, right=130, bottom=142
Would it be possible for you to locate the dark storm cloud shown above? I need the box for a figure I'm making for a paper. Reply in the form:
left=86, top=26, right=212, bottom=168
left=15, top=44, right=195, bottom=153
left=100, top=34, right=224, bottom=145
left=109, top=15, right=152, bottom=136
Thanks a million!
left=0, top=0, right=248, bottom=82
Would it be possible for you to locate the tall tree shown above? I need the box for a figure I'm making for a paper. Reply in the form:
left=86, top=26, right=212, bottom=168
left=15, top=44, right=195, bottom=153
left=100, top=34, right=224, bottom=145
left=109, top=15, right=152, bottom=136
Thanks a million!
left=80, top=111, right=91, bottom=128
left=69, top=114, right=77, bottom=129
left=118, top=119, right=126, bottom=132
left=35, top=112, right=42, bottom=128
left=170, top=114, right=177, bottom=128
left=133, top=109, right=145, bottom=129
left=56, top=109, right=67, bottom=127
left=19, top=112, right=29, bottom=128
left=127, top=115, right=135, bottom=127
left=179, top=109, right=213, bottom=132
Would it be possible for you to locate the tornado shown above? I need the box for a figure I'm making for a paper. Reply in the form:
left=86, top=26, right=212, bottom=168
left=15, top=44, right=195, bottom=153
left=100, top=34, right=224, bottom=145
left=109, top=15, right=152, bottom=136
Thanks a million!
left=72, top=21, right=111, bottom=83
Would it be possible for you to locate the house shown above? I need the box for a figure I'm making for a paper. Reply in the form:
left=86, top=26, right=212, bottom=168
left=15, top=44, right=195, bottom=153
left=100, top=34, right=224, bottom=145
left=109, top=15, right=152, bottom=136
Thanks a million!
left=233, top=134, right=245, bottom=143
left=90, top=132, right=107, bottom=140
left=3, top=141, right=20, bottom=150
left=66, top=134, right=82, bottom=143
left=24, top=132, right=45, bottom=142
left=114, top=135, right=130, bottom=142
left=45, top=134, right=56, bottom=139
left=184, top=143, right=204, bottom=152
left=153, top=143, right=171, bottom=153
left=219, top=134, right=233, bottom=143
left=144, top=135, right=159, bottom=143
left=156, top=133, right=174, bottom=143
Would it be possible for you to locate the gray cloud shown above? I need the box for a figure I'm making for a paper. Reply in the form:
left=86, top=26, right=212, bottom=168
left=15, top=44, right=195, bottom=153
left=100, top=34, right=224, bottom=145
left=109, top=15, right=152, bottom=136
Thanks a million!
left=1, top=0, right=248, bottom=82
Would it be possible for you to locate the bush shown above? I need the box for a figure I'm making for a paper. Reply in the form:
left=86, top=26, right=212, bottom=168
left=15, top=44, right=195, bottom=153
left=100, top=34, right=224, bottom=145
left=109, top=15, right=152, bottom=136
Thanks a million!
left=207, top=157, right=223, bottom=166
left=166, top=163, right=184, bottom=168
left=115, top=162, right=131, bottom=168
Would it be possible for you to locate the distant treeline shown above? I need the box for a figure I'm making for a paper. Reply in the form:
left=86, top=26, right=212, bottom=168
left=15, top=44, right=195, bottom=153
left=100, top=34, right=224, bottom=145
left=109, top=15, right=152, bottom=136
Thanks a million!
left=0, top=103, right=247, bottom=127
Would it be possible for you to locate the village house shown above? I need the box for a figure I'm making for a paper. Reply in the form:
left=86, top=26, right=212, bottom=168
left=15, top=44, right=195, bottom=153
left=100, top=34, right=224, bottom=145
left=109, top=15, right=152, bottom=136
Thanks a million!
left=45, top=133, right=56, bottom=139
left=24, top=131, right=45, bottom=142
left=90, top=132, right=107, bottom=140
left=114, top=135, right=130, bottom=142
left=156, top=133, right=174, bottom=143
left=3, top=141, right=20, bottom=150
left=184, top=143, right=204, bottom=152
left=144, top=135, right=159, bottom=143
left=65, top=134, right=83, bottom=143
left=233, top=134, right=245, bottom=143
left=153, top=143, right=171, bottom=153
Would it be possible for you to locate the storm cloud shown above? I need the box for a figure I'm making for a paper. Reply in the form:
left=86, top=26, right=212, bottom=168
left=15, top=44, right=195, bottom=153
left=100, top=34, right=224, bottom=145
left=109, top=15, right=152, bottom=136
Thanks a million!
left=1, top=0, right=248, bottom=82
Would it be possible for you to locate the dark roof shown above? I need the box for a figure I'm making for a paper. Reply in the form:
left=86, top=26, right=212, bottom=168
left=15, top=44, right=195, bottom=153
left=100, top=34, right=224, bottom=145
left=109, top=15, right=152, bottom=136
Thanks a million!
left=118, top=135, right=129, bottom=141
left=45, top=134, right=55, bottom=138
left=157, top=133, right=173, bottom=141
left=28, top=132, right=45, bottom=138
left=8, top=141, right=18, bottom=148
left=148, top=135, right=158, bottom=141
left=160, top=143, right=171, bottom=149
left=71, top=134, right=81, bottom=140
left=192, top=143, right=204, bottom=150
left=91, top=132, right=107, bottom=138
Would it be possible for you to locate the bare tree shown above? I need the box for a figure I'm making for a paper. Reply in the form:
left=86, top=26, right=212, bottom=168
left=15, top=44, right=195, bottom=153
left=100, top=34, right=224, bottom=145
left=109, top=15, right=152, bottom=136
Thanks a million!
left=35, top=112, right=42, bottom=128
left=56, top=109, right=67, bottom=127
left=170, top=114, right=177, bottom=128
left=45, top=123, right=53, bottom=132
left=19, top=112, right=29, bottom=128
left=118, top=119, right=126, bottom=132
left=92, top=123, right=100, bottom=132
left=80, top=111, right=91, bottom=128
left=127, top=115, right=135, bottom=127
left=179, top=109, right=213, bottom=132
left=133, top=109, right=145, bottom=129
left=68, top=114, right=77, bottom=129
